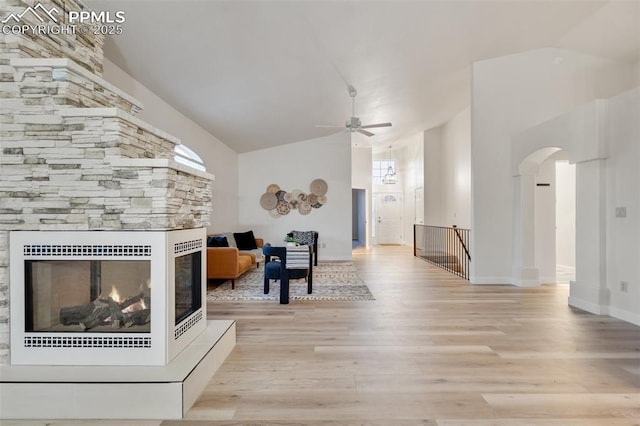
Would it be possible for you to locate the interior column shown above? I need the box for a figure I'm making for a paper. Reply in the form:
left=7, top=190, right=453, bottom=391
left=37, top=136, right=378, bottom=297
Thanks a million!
left=570, top=159, right=609, bottom=313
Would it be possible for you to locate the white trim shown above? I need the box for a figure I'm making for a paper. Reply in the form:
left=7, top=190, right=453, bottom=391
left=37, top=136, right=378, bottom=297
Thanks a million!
left=568, top=296, right=609, bottom=315
left=513, top=279, right=542, bottom=287
left=609, top=307, right=640, bottom=326
left=469, top=276, right=514, bottom=285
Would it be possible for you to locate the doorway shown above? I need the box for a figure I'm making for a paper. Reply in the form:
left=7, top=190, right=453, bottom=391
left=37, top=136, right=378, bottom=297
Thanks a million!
left=555, top=160, right=576, bottom=284
left=533, top=153, right=576, bottom=285
left=516, top=148, right=577, bottom=286
left=352, top=189, right=366, bottom=248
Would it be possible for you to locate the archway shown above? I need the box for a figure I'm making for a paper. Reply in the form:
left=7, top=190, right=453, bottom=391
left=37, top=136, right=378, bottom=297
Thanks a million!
left=510, top=99, right=609, bottom=314
left=512, top=147, right=561, bottom=286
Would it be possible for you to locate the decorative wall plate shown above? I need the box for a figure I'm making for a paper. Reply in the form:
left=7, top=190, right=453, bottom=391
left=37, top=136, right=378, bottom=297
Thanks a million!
left=259, top=192, right=278, bottom=210
left=276, top=201, right=291, bottom=215
left=266, top=184, right=280, bottom=194
left=310, top=178, right=328, bottom=196
left=291, top=189, right=303, bottom=199
left=298, top=201, right=312, bottom=215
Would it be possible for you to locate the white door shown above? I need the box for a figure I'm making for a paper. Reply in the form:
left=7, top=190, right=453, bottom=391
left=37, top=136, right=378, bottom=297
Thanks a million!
left=375, top=193, right=403, bottom=244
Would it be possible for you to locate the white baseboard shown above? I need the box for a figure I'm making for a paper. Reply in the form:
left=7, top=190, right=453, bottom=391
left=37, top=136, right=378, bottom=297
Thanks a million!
left=568, top=296, right=609, bottom=315
left=609, top=306, right=640, bottom=326
left=514, top=279, right=542, bottom=287
left=469, top=276, right=513, bottom=285
left=568, top=297, right=640, bottom=326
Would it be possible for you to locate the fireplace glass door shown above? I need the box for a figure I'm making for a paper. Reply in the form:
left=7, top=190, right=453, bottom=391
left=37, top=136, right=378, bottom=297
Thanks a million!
left=25, top=260, right=151, bottom=333
left=174, top=251, right=202, bottom=325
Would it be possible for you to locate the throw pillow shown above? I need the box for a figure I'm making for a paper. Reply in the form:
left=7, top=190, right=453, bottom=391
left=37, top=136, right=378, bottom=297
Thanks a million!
left=234, top=230, right=258, bottom=250
left=292, top=230, right=315, bottom=246
left=207, top=235, right=229, bottom=247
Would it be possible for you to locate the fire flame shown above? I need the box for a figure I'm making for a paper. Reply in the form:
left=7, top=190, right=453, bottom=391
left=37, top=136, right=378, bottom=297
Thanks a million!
left=109, top=286, right=121, bottom=303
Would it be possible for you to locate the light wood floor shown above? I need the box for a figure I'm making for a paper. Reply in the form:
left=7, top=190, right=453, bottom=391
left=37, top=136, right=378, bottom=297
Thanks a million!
left=174, top=245, right=640, bottom=425
left=5, top=246, right=639, bottom=425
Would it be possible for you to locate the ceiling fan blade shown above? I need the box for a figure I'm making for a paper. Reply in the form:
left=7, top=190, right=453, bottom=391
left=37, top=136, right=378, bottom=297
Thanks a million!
left=357, top=129, right=375, bottom=137
left=360, top=122, right=392, bottom=129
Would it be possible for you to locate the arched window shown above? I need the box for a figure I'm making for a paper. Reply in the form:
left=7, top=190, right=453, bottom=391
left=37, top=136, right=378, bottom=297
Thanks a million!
left=174, top=144, right=206, bottom=172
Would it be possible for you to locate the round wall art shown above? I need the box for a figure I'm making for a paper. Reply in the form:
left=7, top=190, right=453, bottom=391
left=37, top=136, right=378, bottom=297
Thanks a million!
left=310, top=178, right=328, bottom=196
left=259, top=179, right=329, bottom=217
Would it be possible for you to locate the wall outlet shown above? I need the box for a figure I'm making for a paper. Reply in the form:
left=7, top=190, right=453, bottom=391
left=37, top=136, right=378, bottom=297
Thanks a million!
left=321, top=243, right=326, bottom=248
left=620, top=281, right=628, bottom=292
left=615, top=207, right=627, bottom=218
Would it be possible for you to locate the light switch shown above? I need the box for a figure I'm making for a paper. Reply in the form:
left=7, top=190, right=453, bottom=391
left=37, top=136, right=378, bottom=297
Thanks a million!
left=615, top=207, right=627, bottom=218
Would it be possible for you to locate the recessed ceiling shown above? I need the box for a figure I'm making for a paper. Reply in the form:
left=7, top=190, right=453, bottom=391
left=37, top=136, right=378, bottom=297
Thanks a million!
left=88, top=1, right=639, bottom=153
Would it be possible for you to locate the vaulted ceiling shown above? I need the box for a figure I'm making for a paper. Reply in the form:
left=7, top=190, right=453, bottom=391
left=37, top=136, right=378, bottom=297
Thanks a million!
left=90, top=1, right=640, bottom=153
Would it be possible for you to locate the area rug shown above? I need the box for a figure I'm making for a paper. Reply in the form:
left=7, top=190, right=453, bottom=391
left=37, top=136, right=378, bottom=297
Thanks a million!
left=207, top=262, right=375, bottom=301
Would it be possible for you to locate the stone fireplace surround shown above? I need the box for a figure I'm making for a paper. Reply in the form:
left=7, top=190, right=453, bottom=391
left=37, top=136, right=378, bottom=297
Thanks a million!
left=0, top=0, right=236, bottom=418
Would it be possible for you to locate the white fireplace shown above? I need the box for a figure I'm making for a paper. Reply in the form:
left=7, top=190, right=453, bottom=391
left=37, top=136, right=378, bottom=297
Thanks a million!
left=9, top=228, right=206, bottom=366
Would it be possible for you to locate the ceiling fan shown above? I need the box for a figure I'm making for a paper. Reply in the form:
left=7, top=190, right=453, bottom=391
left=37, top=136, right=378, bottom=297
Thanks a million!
left=317, top=85, right=392, bottom=137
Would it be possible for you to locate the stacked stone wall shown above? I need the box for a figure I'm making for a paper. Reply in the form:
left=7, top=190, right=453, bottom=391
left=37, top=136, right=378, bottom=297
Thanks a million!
left=6, top=59, right=142, bottom=113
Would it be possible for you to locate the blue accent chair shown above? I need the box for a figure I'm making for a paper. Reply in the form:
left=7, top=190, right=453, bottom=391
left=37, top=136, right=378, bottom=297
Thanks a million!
left=263, top=243, right=309, bottom=296
left=263, top=243, right=287, bottom=294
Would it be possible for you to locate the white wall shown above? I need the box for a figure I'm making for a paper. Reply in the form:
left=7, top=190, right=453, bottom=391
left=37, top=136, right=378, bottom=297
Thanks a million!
left=556, top=160, right=576, bottom=269
left=400, top=134, right=424, bottom=246
left=422, top=109, right=471, bottom=230
left=606, top=88, right=640, bottom=324
left=238, top=133, right=352, bottom=261
left=440, top=107, right=471, bottom=229
left=102, top=58, right=239, bottom=233
left=471, top=47, right=637, bottom=284
left=423, top=127, right=444, bottom=226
